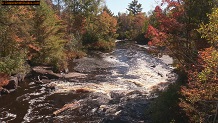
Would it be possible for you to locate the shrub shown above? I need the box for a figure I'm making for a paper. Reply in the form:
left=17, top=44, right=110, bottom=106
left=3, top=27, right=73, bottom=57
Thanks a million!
left=0, top=52, right=28, bottom=75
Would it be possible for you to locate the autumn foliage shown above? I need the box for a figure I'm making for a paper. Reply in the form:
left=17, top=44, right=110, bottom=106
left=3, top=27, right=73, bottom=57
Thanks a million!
left=0, top=73, right=9, bottom=87
left=0, top=0, right=118, bottom=74
left=179, top=8, right=218, bottom=122
left=146, top=0, right=218, bottom=122
left=82, top=10, right=117, bottom=51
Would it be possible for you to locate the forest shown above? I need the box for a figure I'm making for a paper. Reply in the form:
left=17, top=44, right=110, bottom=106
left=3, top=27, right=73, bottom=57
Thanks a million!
left=0, top=0, right=217, bottom=122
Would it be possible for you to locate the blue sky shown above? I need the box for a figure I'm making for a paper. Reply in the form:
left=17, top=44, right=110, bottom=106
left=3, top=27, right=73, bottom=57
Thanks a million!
left=105, top=0, right=161, bottom=15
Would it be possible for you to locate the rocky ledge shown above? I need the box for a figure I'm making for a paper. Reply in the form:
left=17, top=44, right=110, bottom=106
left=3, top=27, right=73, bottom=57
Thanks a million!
left=31, top=66, right=86, bottom=82
left=0, top=66, right=86, bottom=96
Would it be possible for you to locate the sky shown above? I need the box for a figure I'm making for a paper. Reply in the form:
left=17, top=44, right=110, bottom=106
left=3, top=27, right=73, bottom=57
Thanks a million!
left=105, top=0, right=161, bottom=15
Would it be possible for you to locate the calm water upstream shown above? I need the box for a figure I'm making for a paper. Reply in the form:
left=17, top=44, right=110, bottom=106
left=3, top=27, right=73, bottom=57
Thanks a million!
left=0, top=41, right=177, bottom=123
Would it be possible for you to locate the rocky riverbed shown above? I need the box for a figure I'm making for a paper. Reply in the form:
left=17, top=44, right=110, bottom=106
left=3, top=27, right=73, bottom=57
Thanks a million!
left=0, top=41, right=177, bottom=123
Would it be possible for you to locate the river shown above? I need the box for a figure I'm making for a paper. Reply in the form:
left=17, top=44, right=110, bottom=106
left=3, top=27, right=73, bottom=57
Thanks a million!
left=0, top=41, right=177, bottom=123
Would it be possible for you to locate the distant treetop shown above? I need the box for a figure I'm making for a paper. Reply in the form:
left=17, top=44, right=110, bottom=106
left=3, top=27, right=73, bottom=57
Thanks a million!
left=127, top=0, right=143, bottom=15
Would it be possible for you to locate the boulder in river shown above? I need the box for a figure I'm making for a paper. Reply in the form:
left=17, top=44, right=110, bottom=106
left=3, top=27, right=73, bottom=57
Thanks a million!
left=1, top=88, right=10, bottom=95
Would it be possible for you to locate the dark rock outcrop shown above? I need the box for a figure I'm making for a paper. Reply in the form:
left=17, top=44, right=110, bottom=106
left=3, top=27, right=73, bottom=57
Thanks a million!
left=4, top=76, right=18, bottom=90
left=1, top=88, right=10, bottom=95
left=0, top=73, right=24, bottom=95
left=32, top=66, right=86, bottom=80
left=45, top=83, right=56, bottom=90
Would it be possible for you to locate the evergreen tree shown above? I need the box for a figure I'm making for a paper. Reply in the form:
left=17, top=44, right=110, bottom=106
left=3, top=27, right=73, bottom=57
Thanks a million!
left=127, top=0, right=143, bottom=15
left=0, top=6, right=33, bottom=75
left=31, top=0, right=67, bottom=71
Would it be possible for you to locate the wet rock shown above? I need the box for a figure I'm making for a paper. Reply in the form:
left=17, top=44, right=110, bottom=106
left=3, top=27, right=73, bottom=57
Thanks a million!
left=64, top=72, right=86, bottom=79
left=32, top=66, right=61, bottom=79
left=40, top=79, right=52, bottom=84
left=46, top=83, right=56, bottom=90
left=75, top=88, right=91, bottom=93
left=73, top=57, right=113, bottom=73
left=32, top=66, right=86, bottom=80
left=90, top=92, right=111, bottom=104
left=9, top=89, right=16, bottom=93
left=41, top=79, right=52, bottom=83
left=41, top=76, right=49, bottom=79
left=99, top=104, right=119, bottom=115
left=68, top=79, right=79, bottom=82
left=4, top=76, right=18, bottom=90
left=110, top=91, right=125, bottom=99
left=126, top=90, right=143, bottom=97
left=1, top=88, right=10, bottom=94
left=35, top=75, right=52, bottom=84
left=15, top=73, right=26, bottom=83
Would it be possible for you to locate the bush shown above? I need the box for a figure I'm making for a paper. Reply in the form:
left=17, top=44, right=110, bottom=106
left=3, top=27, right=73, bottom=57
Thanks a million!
left=82, top=31, right=99, bottom=46
left=0, top=53, right=28, bottom=75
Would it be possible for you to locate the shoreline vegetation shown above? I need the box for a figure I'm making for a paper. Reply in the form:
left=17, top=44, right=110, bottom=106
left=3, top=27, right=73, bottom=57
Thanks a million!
left=0, top=0, right=218, bottom=122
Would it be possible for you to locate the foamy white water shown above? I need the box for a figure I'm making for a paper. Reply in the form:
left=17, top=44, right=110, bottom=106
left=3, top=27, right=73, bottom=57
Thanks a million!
left=54, top=41, right=177, bottom=97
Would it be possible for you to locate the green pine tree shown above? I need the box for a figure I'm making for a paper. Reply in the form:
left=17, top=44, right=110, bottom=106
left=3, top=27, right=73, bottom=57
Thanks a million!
left=127, top=0, right=143, bottom=15
left=0, top=6, right=32, bottom=75
left=31, top=1, right=67, bottom=71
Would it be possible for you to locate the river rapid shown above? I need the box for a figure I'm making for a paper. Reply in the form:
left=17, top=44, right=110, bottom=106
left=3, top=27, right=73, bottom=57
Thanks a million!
left=0, top=41, right=177, bottom=123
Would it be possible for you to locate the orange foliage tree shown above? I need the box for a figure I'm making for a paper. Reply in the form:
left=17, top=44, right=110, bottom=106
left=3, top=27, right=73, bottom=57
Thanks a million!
left=0, top=6, right=33, bottom=75
left=117, top=12, right=148, bottom=42
left=82, top=10, right=117, bottom=51
left=146, top=0, right=218, bottom=122
left=180, top=8, right=218, bottom=122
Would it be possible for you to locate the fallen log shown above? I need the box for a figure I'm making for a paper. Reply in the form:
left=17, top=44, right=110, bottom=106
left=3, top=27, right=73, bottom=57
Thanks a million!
left=53, top=101, right=81, bottom=116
